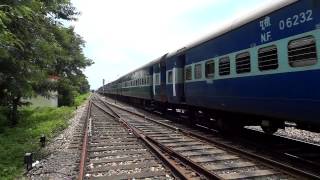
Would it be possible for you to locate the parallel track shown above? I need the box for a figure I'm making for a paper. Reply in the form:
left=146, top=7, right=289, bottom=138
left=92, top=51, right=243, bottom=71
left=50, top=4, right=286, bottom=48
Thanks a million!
left=99, top=95, right=320, bottom=179
left=95, top=94, right=319, bottom=179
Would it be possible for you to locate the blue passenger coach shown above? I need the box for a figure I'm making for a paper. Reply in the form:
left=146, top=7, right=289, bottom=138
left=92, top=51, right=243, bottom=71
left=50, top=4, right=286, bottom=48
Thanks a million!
left=101, top=0, right=320, bottom=134
left=164, top=0, right=320, bottom=133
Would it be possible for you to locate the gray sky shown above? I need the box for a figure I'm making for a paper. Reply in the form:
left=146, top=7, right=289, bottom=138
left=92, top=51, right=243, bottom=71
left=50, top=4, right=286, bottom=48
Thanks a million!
left=69, top=0, right=275, bottom=89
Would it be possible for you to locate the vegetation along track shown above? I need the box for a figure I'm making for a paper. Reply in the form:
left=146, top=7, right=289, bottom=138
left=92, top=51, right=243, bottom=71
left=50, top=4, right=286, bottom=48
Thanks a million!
left=94, top=94, right=320, bottom=180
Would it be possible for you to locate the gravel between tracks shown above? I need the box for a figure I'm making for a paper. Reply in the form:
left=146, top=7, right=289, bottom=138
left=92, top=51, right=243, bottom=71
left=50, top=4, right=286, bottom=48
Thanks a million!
left=247, top=126, right=320, bottom=145
left=27, top=102, right=88, bottom=179
left=102, top=97, right=320, bottom=146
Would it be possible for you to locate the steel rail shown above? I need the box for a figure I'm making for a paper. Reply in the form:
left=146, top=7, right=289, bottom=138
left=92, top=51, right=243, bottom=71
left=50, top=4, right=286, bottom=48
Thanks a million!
left=94, top=97, right=225, bottom=179
left=90, top=101, right=194, bottom=180
left=78, top=100, right=92, bottom=180
left=98, top=95, right=320, bottom=180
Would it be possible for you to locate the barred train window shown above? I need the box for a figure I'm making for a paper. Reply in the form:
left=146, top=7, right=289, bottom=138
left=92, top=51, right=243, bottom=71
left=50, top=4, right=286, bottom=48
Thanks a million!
left=258, top=45, right=278, bottom=71
left=155, top=74, right=160, bottom=85
left=168, top=71, right=173, bottom=83
left=288, top=36, right=317, bottom=67
left=205, top=60, right=214, bottom=78
left=195, top=64, right=202, bottom=79
left=185, top=66, right=192, bottom=80
left=219, top=57, right=230, bottom=76
left=236, top=52, right=251, bottom=74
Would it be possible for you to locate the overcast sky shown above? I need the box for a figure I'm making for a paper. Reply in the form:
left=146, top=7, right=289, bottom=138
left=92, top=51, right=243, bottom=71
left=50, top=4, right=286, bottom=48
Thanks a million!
left=69, top=0, right=275, bottom=89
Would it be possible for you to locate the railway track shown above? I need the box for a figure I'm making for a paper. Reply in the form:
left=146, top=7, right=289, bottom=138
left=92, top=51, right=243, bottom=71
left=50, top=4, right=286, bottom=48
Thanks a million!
left=238, top=128, right=320, bottom=177
left=127, top=100, right=320, bottom=179
left=98, top=95, right=320, bottom=179
left=77, top=98, right=177, bottom=179
left=132, top=103, right=320, bottom=178
left=94, top=94, right=320, bottom=179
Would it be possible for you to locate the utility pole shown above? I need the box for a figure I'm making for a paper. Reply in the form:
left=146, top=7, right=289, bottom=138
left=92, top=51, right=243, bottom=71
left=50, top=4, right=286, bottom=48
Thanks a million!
left=102, top=79, right=105, bottom=95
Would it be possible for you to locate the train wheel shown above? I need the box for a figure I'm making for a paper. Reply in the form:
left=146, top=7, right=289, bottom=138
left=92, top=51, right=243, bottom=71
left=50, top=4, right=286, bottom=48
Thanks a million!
left=261, top=120, right=279, bottom=134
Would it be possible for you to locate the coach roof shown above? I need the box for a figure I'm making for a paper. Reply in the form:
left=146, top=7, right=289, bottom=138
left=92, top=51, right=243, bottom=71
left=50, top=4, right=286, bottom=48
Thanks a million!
left=167, top=0, right=298, bottom=58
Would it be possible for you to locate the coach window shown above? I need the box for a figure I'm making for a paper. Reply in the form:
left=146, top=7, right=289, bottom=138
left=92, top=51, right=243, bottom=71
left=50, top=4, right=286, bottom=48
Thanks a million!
left=259, top=45, right=278, bottom=71
left=168, top=71, right=173, bottom=83
left=185, top=66, right=192, bottom=80
left=288, top=36, right=317, bottom=67
left=236, top=52, right=251, bottom=74
left=195, top=64, right=202, bottom=79
left=205, top=60, right=214, bottom=78
left=219, top=57, right=230, bottom=75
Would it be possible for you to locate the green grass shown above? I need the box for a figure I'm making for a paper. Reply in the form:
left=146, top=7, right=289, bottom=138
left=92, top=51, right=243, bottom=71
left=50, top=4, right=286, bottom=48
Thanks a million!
left=0, top=93, right=90, bottom=179
left=74, top=92, right=90, bottom=107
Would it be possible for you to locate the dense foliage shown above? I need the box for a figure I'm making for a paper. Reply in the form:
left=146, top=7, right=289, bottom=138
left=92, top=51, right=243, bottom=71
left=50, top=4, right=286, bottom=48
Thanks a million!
left=0, top=0, right=92, bottom=125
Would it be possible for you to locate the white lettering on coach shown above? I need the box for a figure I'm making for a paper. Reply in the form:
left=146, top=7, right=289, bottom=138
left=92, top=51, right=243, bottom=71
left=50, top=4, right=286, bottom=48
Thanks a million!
left=279, top=10, right=313, bottom=30
left=259, top=16, right=272, bottom=43
left=260, top=16, right=271, bottom=31
left=261, top=32, right=272, bottom=43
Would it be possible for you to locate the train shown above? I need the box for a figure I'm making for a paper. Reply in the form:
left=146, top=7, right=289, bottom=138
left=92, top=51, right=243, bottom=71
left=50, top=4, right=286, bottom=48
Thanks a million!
left=98, top=0, right=320, bottom=134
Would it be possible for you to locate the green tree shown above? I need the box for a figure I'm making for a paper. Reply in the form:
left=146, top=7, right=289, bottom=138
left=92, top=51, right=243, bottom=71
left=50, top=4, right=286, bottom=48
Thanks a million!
left=0, top=0, right=92, bottom=125
left=50, top=26, right=93, bottom=106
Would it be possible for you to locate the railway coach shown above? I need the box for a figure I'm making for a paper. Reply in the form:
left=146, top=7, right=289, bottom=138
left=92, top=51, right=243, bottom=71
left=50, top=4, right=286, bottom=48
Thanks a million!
left=100, top=0, right=320, bottom=134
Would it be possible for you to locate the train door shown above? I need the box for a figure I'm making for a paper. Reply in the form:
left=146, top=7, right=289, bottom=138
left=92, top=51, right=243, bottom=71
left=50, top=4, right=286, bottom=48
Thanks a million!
left=160, top=59, right=167, bottom=101
left=176, top=54, right=186, bottom=102
left=150, top=67, right=154, bottom=99
left=152, top=63, right=160, bottom=99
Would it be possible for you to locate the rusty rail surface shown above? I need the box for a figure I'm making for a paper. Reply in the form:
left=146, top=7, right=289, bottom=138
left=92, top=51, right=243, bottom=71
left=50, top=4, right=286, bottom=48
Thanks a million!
left=78, top=100, right=92, bottom=180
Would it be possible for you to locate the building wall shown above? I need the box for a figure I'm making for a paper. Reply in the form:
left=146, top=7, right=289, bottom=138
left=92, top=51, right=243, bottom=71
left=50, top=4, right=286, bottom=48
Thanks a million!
left=27, top=91, right=58, bottom=108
